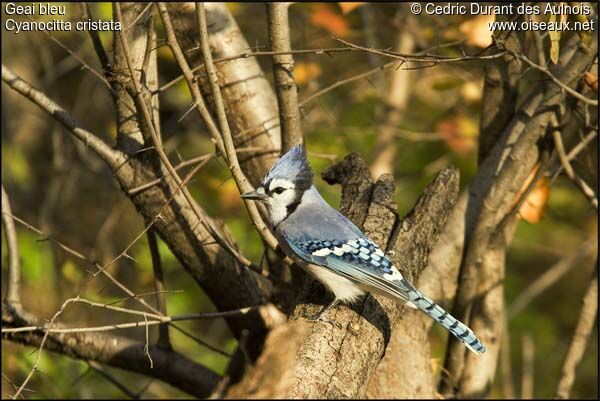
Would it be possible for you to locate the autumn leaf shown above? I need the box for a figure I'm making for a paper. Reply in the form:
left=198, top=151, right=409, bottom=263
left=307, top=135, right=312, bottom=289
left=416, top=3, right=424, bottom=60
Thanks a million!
left=519, top=177, right=549, bottom=223
left=583, top=72, right=598, bottom=94
left=548, top=13, right=561, bottom=64
left=338, top=2, right=366, bottom=14
left=310, top=4, right=349, bottom=36
left=515, top=165, right=550, bottom=224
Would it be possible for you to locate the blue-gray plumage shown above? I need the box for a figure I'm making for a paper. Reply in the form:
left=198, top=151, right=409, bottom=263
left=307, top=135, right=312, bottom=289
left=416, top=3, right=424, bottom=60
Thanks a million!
left=241, top=145, right=485, bottom=354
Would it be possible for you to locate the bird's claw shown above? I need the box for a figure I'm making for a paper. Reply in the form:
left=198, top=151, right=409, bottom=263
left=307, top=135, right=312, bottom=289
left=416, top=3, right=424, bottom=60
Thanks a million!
left=305, top=310, right=342, bottom=329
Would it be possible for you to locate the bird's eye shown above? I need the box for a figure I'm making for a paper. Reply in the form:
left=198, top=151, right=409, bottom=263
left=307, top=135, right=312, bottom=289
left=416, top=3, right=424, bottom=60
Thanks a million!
left=273, top=187, right=285, bottom=194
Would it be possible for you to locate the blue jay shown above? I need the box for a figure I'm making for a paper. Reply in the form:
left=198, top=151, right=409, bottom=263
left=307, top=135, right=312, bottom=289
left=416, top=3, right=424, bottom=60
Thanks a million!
left=241, top=145, right=485, bottom=354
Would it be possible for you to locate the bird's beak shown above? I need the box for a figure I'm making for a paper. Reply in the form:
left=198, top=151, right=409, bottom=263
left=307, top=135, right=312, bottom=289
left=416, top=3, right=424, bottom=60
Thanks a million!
left=240, top=187, right=267, bottom=201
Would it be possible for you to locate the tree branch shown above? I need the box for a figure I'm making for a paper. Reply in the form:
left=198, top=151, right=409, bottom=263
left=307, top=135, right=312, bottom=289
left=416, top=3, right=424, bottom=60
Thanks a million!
left=1, top=65, right=124, bottom=170
left=2, top=305, right=220, bottom=398
left=1, top=186, right=22, bottom=313
left=266, top=3, right=303, bottom=153
left=554, top=261, right=598, bottom=399
left=165, top=2, right=281, bottom=187
left=193, top=2, right=281, bottom=254
left=440, top=29, right=598, bottom=395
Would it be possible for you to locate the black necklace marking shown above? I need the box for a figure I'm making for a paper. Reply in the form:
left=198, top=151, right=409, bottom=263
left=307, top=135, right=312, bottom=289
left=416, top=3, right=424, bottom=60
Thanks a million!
left=274, top=192, right=302, bottom=228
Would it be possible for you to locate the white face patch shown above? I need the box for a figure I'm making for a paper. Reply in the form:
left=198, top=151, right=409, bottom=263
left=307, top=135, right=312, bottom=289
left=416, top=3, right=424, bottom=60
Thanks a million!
left=264, top=178, right=298, bottom=226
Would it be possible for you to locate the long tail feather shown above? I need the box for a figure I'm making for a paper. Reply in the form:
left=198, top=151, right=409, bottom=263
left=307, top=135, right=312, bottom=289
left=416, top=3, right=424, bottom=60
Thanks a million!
left=396, top=278, right=486, bottom=354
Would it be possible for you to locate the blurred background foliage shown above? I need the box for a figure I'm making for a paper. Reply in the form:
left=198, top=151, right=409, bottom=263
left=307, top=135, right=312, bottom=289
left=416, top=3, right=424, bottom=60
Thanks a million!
left=2, top=2, right=597, bottom=399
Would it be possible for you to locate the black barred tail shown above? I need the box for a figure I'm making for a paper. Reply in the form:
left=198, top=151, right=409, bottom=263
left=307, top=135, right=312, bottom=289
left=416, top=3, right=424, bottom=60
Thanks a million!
left=398, top=279, right=486, bottom=354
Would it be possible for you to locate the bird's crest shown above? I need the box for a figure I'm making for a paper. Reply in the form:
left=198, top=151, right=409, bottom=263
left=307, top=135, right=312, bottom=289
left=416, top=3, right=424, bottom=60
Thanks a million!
left=264, top=144, right=314, bottom=192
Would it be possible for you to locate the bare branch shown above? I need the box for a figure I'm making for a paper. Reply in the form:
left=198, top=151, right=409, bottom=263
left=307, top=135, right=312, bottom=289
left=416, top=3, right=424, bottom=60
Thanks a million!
left=551, top=129, right=598, bottom=180
left=164, top=2, right=281, bottom=187
left=3, top=301, right=265, bottom=335
left=508, top=237, right=597, bottom=319
left=299, top=61, right=397, bottom=107
left=194, top=2, right=281, bottom=254
left=1, top=186, right=22, bottom=312
left=115, top=3, right=257, bottom=271
left=440, top=31, right=598, bottom=395
left=267, top=3, right=303, bottom=152
left=2, top=304, right=220, bottom=398
left=81, top=3, right=110, bottom=71
left=553, top=129, right=598, bottom=210
left=1, top=65, right=123, bottom=170
left=555, top=262, right=598, bottom=399
left=507, top=49, right=598, bottom=106
left=147, top=230, right=172, bottom=350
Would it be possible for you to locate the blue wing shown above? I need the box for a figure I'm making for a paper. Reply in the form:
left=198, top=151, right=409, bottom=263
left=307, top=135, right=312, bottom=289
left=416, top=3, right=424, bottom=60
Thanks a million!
left=287, top=236, right=413, bottom=301
left=286, top=236, right=486, bottom=354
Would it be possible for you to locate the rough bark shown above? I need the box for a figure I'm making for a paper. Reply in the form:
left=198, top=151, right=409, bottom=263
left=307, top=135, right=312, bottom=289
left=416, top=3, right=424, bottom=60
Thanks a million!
left=227, top=154, right=459, bottom=398
left=441, top=27, right=598, bottom=395
left=109, top=3, right=273, bottom=357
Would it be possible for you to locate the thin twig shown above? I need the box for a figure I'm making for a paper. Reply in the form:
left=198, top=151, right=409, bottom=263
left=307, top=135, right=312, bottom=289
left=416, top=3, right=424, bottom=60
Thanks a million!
left=125, top=2, right=154, bottom=32
left=551, top=129, right=598, bottom=181
left=155, top=40, right=504, bottom=95
left=81, top=3, right=110, bottom=72
left=2, top=300, right=261, bottom=334
left=552, top=130, right=598, bottom=210
left=116, top=3, right=257, bottom=272
left=128, top=153, right=214, bottom=195
left=1, top=66, right=122, bottom=169
left=1, top=186, right=22, bottom=312
left=332, top=36, right=507, bottom=64
left=2, top=373, right=28, bottom=399
left=155, top=46, right=364, bottom=94
left=194, top=2, right=281, bottom=253
left=143, top=314, right=154, bottom=368
left=299, top=61, right=397, bottom=106
left=147, top=229, right=172, bottom=350
left=508, top=237, right=597, bottom=319
left=507, top=49, right=598, bottom=106
left=555, top=262, right=598, bottom=399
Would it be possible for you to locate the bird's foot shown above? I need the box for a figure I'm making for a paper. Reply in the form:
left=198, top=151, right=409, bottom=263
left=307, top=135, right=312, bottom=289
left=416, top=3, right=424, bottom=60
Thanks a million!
left=304, top=300, right=342, bottom=329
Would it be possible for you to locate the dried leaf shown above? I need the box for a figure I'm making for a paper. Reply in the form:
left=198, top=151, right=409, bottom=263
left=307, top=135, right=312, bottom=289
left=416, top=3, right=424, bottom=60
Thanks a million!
left=548, top=14, right=561, bottom=64
left=459, top=14, right=495, bottom=48
left=310, top=4, right=349, bottom=36
left=338, top=2, right=366, bottom=14
left=583, top=72, right=598, bottom=94
left=518, top=176, right=549, bottom=223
